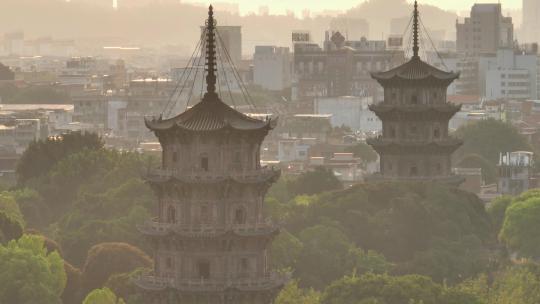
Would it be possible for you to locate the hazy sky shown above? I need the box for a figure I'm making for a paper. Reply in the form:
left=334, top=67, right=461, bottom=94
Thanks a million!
left=187, top=0, right=521, bottom=15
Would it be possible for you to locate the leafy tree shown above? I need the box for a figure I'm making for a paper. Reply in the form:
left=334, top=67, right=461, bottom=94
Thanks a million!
left=457, top=153, right=497, bottom=184
left=271, top=229, right=303, bottom=270
left=81, top=242, right=152, bottom=295
left=281, top=182, right=493, bottom=284
left=0, top=211, right=23, bottom=243
left=287, top=166, right=342, bottom=197
left=455, top=119, right=531, bottom=165
left=83, top=287, right=125, bottom=304
left=490, top=265, right=540, bottom=304
left=321, top=273, right=481, bottom=304
left=63, top=261, right=83, bottom=304
left=500, top=191, right=540, bottom=258
left=106, top=268, right=149, bottom=304
left=276, top=281, right=320, bottom=304
left=17, top=131, right=103, bottom=185
left=487, top=196, right=513, bottom=234
left=295, top=224, right=389, bottom=289
left=0, top=234, right=66, bottom=304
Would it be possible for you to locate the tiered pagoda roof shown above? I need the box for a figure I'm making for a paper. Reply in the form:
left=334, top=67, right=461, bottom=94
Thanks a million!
left=145, top=4, right=275, bottom=134
left=371, top=56, right=459, bottom=85
left=145, top=92, right=275, bottom=133
left=371, top=0, right=459, bottom=86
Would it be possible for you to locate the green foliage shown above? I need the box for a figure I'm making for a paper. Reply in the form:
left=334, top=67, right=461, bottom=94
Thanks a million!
left=271, top=229, right=303, bottom=270
left=295, top=224, right=390, bottom=289
left=278, top=182, right=493, bottom=285
left=81, top=242, right=152, bottom=296
left=63, top=261, right=83, bottom=304
left=500, top=190, right=540, bottom=258
left=345, top=142, right=378, bottom=164
left=487, top=196, right=513, bottom=234
left=83, top=287, right=125, bottom=304
left=287, top=166, right=343, bottom=197
left=458, top=153, right=498, bottom=184
left=0, top=234, right=66, bottom=304
left=106, top=268, right=149, bottom=304
left=0, top=211, right=23, bottom=243
left=17, top=131, right=103, bottom=185
left=321, top=273, right=482, bottom=304
left=455, top=119, right=531, bottom=165
left=276, top=281, right=321, bottom=304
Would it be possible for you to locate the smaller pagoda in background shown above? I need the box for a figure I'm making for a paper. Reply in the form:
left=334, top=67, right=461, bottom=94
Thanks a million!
left=367, top=0, right=463, bottom=183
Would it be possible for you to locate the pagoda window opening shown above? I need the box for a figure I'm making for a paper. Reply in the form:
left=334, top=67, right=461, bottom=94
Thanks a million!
left=389, top=126, right=396, bottom=138
left=433, top=127, right=440, bottom=139
left=200, top=205, right=210, bottom=223
left=172, top=151, right=178, bottom=163
left=197, top=260, right=211, bottom=280
left=234, top=206, right=247, bottom=225
left=201, top=154, right=209, bottom=171
left=167, top=205, right=177, bottom=224
left=411, top=94, right=418, bottom=105
left=233, top=151, right=242, bottom=169
left=410, top=165, right=418, bottom=177
left=239, top=258, right=249, bottom=276
left=436, top=163, right=442, bottom=175
left=166, top=256, right=173, bottom=269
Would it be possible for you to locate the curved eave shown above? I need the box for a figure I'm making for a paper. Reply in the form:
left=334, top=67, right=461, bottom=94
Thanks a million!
left=367, top=139, right=463, bottom=151
left=369, top=104, right=462, bottom=114
left=371, top=73, right=460, bottom=86
left=145, top=116, right=276, bottom=133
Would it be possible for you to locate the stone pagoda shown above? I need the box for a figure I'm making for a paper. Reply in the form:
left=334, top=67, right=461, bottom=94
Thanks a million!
left=135, top=6, right=287, bottom=303
left=367, top=1, right=463, bottom=183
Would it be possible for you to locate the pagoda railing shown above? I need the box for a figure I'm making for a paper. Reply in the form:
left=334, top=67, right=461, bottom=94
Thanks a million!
left=134, top=272, right=290, bottom=291
left=146, top=166, right=280, bottom=183
left=138, top=218, right=279, bottom=236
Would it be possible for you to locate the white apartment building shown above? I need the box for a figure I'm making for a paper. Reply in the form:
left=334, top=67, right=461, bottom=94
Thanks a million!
left=481, top=49, right=538, bottom=100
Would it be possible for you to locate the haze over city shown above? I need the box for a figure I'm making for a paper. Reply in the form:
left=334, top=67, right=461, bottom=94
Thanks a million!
left=1, top=0, right=540, bottom=304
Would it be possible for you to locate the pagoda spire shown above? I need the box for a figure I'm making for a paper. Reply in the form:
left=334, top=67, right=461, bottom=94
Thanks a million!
left=205, top=5, right=217, bottom=97
left=412, top=0, right=420, bottom=59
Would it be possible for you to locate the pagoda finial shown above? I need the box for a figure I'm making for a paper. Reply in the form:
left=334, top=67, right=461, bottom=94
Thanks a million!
left=413, top=0, right=420, bottom=59
left=205, top=4, right=217, bottom=96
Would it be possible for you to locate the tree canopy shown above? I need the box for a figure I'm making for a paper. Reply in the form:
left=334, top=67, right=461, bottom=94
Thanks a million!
left=82, top=287, right=125, bottom=304
left=17, top=131, right=103, bottom=185
left=455, top=119, right=531, bottom=166
left=0, top=234, right=66, bottom=304
left=287, top=166, right=343, bottom=197
left=500, top=190, right=540, bottom=258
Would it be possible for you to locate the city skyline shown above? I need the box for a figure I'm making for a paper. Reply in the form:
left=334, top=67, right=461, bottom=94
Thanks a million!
left=182, top=0, right=521, bottom=15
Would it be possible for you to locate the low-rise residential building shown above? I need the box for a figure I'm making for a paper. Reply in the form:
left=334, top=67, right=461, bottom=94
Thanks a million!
left=315, top=96, right=381, bottom=132
left=498, top=151, right=535, bottom=196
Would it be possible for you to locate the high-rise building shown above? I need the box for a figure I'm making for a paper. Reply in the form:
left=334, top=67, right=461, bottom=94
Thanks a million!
left=367, top=1, right=462, bottom=184
left=456, top=4, right=514, bottom=56
left=253, top=46, right=291, bottom=91
left=201, top=26, right=242, bottom=64
left=523, top=0, right=540, bottom=43
left=293, top=32, right=403, bottom=103
left=135, top=6, right=287, bottom=303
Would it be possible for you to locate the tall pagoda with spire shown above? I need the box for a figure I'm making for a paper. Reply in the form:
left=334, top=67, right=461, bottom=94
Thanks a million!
left=367, top=1, right=463, bottom=183
left=135, top=6, right=287, bottom=303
